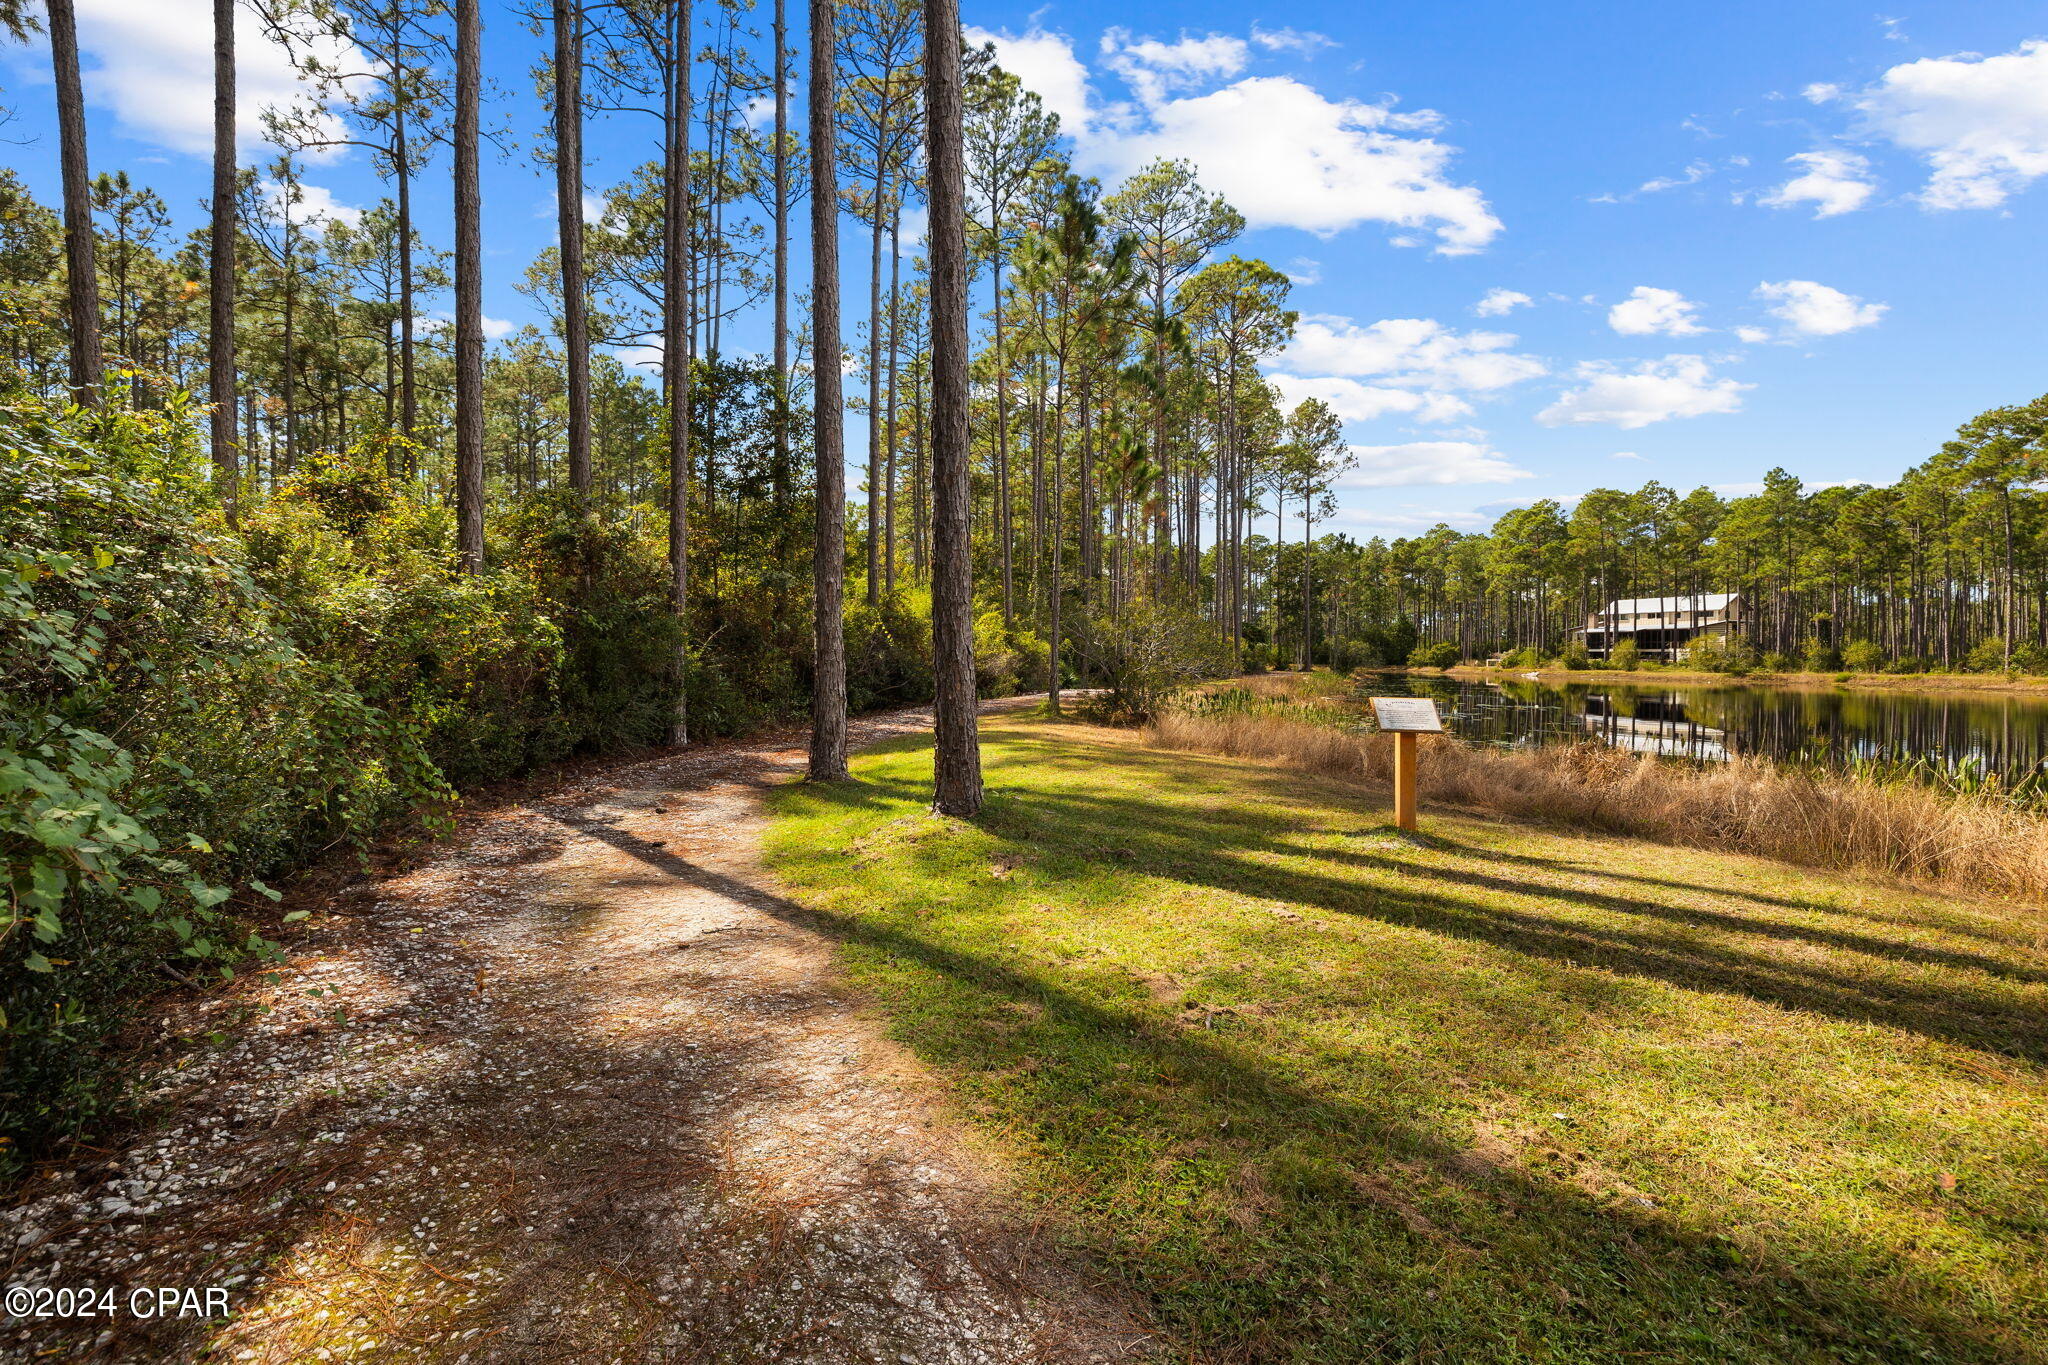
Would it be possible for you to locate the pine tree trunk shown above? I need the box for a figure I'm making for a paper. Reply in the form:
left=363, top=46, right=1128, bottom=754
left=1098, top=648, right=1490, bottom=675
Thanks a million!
left=771, top=0, right=790, bottom=524
left=807, top=0, right=849, bottom=781
left=865, top=161, right=885, bottom=605
left=555, top=0, right=592, bottom=491
left=923, top=0, right=982, bottom=817
left=453, top=0, right=486, bottom=571
left=209, top=0, right=238, bottom=483
left=47, top=0, right=101, bottom=405
left=665, top=0, right=694, bottom=743
left=884, top=199, right=900, bottom=596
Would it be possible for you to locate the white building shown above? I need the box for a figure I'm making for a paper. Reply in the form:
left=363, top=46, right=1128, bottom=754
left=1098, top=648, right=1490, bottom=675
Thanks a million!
left=1577, top=593, right=1744, bottom=661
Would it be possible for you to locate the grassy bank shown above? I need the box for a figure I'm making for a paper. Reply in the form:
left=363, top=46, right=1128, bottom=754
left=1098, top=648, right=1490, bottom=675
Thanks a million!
left=764, top=712, right=2048, bottom=1364
left=1436, top=664, right=2048, bottom=697
left=1149, top=706, right=2048, bottom=902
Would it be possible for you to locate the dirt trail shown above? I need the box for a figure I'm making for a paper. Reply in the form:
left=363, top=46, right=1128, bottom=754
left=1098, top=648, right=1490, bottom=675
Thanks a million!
left=4, top=699, right=1154, bottom=1364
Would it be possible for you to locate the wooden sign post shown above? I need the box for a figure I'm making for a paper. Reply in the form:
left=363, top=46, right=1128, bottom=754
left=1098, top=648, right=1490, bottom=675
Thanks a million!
left=1371, top=697, right=1444, bottom=831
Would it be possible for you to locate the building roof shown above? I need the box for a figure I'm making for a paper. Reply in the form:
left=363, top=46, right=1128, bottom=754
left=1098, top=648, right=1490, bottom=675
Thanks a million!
left=1601, top=593, right=1737, bottom=617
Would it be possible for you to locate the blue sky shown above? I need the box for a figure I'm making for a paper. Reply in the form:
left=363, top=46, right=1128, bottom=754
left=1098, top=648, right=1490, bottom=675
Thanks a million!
left=6, top=1, right=2047, bottom=538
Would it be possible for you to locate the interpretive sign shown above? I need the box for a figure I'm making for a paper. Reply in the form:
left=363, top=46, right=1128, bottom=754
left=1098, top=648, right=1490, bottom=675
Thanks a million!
left=1371, top=697, right=1444, bottom=733
left=1370, top=697, right=1440, bottom=831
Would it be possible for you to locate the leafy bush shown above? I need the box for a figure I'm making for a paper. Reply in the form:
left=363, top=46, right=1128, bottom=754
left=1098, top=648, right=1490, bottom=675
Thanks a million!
left=1360, top=618, right=1418, bottom=667
left=1560, top=642, right=1592, bottom=671
left=1074, top=598, right=1233, bottom=724
left=1964, top=637, right=2010, bottom=674
left=1760, top=651, right=1794, bottom=673
left=1843, top=639, right=1886, bottom=672
left=1684, top=632, right=1756, bottom=674
left=2013, top=643, right=2048, bottom=675
left=1608, top=639, right=1642, bottom=671
left=1407, top=642, right=1460, bottom=669
left=970, top=610, right=1050, bottom=697
left=1, top=400, right=455, bottom=1167
left=1801, top=638, right=1843, bottom=672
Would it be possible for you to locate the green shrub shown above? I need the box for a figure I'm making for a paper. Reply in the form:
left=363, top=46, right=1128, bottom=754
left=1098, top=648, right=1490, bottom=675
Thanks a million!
left=1800, top=637, right=1842, bottom=672
left=972, top=610, right=1049, bottom=697
left=1, top=400, right=453, bottom=1168
left=1684, top=633, right=1755, bottom=674
left=1074, top=598, right=1233, bottom=724
left=1608, top=639, right=1642, bottom=670
left=1760, top=651, right=1794, bottom=673
left=1560, top=642, right=1592, bottom=671
left=1407, top=642, right=1460, bottom=669
left=1842, top=639, right=1886, bottom=672
left=1964, top=637, right=2010, bottom=674
left=2013, top=643, right=2048, bottom=675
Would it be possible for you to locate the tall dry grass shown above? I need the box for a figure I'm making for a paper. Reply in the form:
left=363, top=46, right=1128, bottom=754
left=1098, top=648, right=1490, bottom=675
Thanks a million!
left=1145, top=708, right=2048, bottom=903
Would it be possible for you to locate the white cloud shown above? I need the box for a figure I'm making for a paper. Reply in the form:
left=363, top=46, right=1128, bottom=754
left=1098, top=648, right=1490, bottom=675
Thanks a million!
left=1611, top=451, right=1647, bottom=461
left=261, top=179, right=363, bottom=227
left=892, top=202, right=933, bottom=255
left=1337, top=441, right=1535, bottom=489
left=616, top=345, right=665, bottom=372
left=968, top=26, right=1500, bottom=250
left=1285, top=258, right=1322, bottom=285
left=1735, top=325, right=1773, bottom=344
left=1607, top=286, right=1707, bottom=337
left=1536, top=355, right=1751, bottom=429
left=68, top=0, right=357, bottom=157
left=1812, top=39, right=2048, bottom=209
left=1101, top=28, right=1249, bottom=107
left=1278, top=314, right=1546, bottom=391
left=483, top=316, right=515, bottom=341
left=1250, top=26, right=1334, bottom=57
left=1327, top=504, right=1493, bottom=533
left=1638, top=160, right=1713, bottom=193
left=964, top=25, right=1097, bottom=133
left=1754, top=279, right=1886, bottom=335
left=1268, top=374, right=1472, bottom=424
left=1473, top=288, right=1531, bottom=317
left=1756, top=149, right=1877, bottom=217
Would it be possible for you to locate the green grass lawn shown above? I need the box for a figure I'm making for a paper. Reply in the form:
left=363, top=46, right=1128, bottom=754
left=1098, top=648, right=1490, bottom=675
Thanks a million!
left=762, top=711, right=2048, bottom=1364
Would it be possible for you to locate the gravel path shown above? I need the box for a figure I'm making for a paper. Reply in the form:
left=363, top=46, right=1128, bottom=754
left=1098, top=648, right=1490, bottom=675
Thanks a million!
left=4, top=699, right=1154, bottom=1364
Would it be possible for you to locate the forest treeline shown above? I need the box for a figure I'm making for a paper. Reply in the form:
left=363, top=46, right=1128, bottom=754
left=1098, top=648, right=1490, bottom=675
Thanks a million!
left=1333, top=422, right=2048, bottom=674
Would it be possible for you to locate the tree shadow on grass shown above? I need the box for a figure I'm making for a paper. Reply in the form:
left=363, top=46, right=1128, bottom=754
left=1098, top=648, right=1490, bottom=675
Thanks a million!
left=923, top=735, right=2048, bottom=1063
left=564, top=803, right=2028, bottom=1365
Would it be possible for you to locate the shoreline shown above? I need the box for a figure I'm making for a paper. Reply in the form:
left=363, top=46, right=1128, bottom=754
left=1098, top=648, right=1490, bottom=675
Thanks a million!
left=1393, top=664, right=2048, bottom=698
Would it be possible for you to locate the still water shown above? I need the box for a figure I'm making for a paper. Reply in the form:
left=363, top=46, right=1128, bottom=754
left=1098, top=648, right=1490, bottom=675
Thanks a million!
left=1354, top=672, right=2048, bottom=784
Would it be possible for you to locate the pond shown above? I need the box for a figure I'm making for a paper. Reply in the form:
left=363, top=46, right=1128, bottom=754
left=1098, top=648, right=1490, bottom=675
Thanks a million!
left=1350, top=672, right=2048, bottom=787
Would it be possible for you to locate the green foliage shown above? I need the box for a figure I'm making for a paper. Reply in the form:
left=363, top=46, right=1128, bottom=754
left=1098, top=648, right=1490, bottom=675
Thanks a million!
left=2013, top=643, right=2048, bottom=675
left=1073, top=598, right=1234, bottom=724
left=972, top=610, right=1048, bottom=698
left=501, top=488, right=683, bottom=762
left=1407, top=641, right=1460, bottom=669
left=0, top=399, right=454, bottom=1165
left=1843, top=639, right=1886, bottom=672
left=1559, top=642, right=1592, bottom=671
left=844, top=593, right=936, bottom=714
left=1359, top=617, right=1418, bottom=667
left=1801, top=637, right=1843, bottom=672
left=1607, top=639, right=1642, bottom=671
left=1684, top=633, right=1755, bottom=674
left=1963, top=637, right=2010, bottom=674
